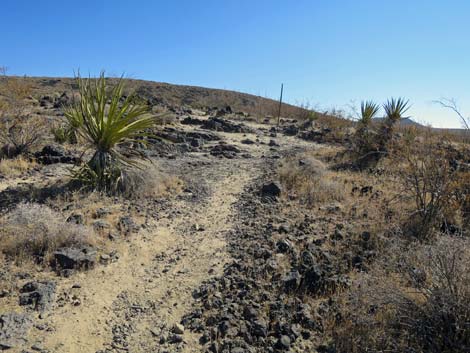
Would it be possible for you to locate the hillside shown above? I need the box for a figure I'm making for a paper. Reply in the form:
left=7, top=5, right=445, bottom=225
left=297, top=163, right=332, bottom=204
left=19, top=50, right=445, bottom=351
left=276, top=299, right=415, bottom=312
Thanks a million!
left=0, top=75, right=469, bottom=353
left=1, top=76, right=307, bottom=119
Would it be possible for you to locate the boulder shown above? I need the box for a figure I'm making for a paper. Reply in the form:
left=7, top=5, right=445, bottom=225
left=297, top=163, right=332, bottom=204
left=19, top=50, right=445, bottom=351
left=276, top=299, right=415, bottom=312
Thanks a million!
left=19, top=281, right=56, bottom=312
left=34, top=145, right=80, bottom=165
left=0, top=313, right=32, bottom=349
left=261, top=182, right=282, bottom=198
left=53, top=246, right=97, bottom=270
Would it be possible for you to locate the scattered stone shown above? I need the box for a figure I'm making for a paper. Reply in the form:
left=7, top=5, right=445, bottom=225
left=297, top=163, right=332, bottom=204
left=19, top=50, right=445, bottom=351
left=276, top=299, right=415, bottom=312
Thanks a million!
left=19, top=281, right=56, bottom=312
left=277, top=335, right=291, bottom=349
left=261, top=182, right=282, bottom=198
left=0, top=313, right=32, bottom=349
left=34, top=145, right=79, bottom=165
left=283, top=271, right=301, bottom=292
left=172, top=323, right=185, bottom=334
left=117, top=216, right=139, bottom=234
left=169, top=334, right=183, bottom=344
left=99, top=254, right=111, bottom=265
left=66, top=213, right=83, bottom=225
left=53, top=246, right=97, bottom=271
left=92, top=220, right=111, bottom=231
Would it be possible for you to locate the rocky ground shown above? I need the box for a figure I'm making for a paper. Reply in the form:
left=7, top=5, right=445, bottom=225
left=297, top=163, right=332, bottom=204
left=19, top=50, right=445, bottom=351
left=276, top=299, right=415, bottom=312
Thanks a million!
left=0, top=107, right=362, bottom=353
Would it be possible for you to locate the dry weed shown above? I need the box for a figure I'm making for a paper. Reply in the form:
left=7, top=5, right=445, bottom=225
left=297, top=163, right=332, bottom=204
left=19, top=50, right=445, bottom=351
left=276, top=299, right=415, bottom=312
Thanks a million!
left=279, top=155, right=344, bottom=205
left=0, top=203, right=94, bottom=264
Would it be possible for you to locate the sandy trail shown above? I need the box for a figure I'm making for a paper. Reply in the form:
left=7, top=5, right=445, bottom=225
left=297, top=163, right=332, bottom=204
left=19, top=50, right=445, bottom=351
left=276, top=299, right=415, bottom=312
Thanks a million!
left=38, top=159, right=257, bottom=353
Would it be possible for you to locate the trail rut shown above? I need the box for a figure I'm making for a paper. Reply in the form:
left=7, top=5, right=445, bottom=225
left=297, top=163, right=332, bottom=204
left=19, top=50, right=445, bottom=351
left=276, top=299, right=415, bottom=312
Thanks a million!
left=38, top=159, right=258, bottom=353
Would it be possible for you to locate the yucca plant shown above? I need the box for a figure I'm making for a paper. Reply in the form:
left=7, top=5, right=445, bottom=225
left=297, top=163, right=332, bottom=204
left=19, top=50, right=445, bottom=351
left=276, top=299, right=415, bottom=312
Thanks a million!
left=353, top=101, right=381, bottom=162
left=359, top=100, right=380, bottom=126
left=383, top=97, right=410, bottom=126
left=64, top=72, right=157, bottom=192
left=378, top=97, right=410, bottom=152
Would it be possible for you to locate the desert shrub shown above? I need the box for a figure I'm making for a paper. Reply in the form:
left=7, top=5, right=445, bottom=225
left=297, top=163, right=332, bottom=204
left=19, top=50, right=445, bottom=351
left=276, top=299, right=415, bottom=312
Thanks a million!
left=116, top=164, right=183, bottom=199
left=50, top=123, right=77, bottom=144
left=0, top=156, right=35, bottom=177
left=64, top=72, right=160, bottom=192
left=334, top=237, right=470, bottom=353
left=351, top=98, right=409, bottom=168
left=0, top=115, right=46, bottom=158
left=279, top=155, right=344, bottom=205
left=395, top=134, right=461, bottom=240
left=0, top=203, right=93, bottom=263
left=352, top=101, right=381, bottom=165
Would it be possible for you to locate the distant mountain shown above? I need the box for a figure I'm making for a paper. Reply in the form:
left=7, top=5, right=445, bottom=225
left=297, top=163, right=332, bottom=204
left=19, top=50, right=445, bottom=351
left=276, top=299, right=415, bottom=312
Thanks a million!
left=373, top=117, right=424, bottom=127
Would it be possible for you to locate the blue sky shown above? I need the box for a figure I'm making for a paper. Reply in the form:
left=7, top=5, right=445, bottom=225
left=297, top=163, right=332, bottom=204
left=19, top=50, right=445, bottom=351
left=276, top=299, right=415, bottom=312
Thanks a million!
left=2, top=0, right=470, bottom=128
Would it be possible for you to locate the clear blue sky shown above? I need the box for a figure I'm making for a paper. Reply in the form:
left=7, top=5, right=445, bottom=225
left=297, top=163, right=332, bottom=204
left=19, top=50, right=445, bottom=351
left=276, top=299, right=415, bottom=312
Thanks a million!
left=2, top=0, right=470, bottom=128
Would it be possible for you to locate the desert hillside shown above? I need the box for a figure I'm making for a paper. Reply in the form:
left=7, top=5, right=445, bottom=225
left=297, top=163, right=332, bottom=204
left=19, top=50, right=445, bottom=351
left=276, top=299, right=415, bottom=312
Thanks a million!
left=0, top=75, right=469, bottom=353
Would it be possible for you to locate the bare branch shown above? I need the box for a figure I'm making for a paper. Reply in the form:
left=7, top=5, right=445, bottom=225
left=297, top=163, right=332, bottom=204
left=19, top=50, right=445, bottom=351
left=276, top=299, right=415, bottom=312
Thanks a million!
left=433, top=98, right=470, bottom=131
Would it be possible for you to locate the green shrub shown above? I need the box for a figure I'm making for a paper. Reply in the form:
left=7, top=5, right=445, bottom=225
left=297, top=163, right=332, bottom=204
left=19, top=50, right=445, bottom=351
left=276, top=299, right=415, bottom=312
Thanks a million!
left=65, top=72, right=158, bottom=192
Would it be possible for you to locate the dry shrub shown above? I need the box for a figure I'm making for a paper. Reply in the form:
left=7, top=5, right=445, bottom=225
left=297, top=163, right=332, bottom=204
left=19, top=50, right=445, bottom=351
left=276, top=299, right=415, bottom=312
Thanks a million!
left=279, top=155, right=344, bottom=205
left=0, top=203, right=93, bottom=264
left=118, top=164, right=184, bottom=199
left=0, top=115, right=46, bottom=158
left=393, top=132, right=463, bottom=240
left=334, top=237, right=470, bottom=353
left=0, top=156, right=35, bottom=177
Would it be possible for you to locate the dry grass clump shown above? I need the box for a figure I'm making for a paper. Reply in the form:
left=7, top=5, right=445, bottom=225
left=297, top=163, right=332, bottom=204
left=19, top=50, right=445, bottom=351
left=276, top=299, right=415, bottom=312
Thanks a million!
left=333, top=237, right=470, bottom=353
left=118, top=164, right=184, bottom=199
left=279, top=155, right=344, bottom=205
left=0, top=156, right=36, bottom=177
left=0, top=203, right=93, bottom=264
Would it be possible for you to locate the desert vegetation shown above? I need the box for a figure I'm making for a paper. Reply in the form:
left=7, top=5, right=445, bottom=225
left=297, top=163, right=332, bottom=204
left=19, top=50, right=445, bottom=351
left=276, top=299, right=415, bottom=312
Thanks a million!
left=0, top=72, right=468, bottom=353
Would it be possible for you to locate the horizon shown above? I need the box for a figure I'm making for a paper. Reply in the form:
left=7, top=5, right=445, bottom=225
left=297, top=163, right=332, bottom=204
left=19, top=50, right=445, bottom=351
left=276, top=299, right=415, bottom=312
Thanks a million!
left=3, top=0, right=470, bottom=128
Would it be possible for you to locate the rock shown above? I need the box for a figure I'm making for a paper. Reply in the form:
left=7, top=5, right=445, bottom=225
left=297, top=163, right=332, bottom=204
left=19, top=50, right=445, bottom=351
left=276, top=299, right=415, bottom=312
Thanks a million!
left=181, top=116, right=204, bottom=125
left=93, top=207, right=111, bottom=218
left=252, top=319, right=268, bottom=338
left=117, top=216, right=139, bottom=234
left=169, top=334, right=183, bottom=344
left=210, top=144, right=241, bottom=159
left=53, top=246, right=97, bottom=270
left=53, top=92, right=73, bottom=108
left=283, top=271, right=301, bottom=292
left=99, top=254, right=111, bottom=265
left=66, top=213, right=83, bottom=225
left=261, top=182, right=282, bottom=198
left=34, top=145, right=79, bottom=165
left=31, top=343, right=45, bottom=351
left=173, top=323, right=185, bottom=334
left=277, top=335, right=291, bottom=349
left=202, top=117, right=252, bottom=133
left=92, top=220, right=110, bottom=231
left=0, top=313, right=32, bottom=349
left=282, top=124, right=299, bottom=136
left=232, top=348, right=245, bottom=353
left=19, top=281, right=56, bottom=312
left=241, top=139, right=255, bottom=145
left=276, top=239, right=292, bottom=253
left=268, top=139, right=279, bottom=147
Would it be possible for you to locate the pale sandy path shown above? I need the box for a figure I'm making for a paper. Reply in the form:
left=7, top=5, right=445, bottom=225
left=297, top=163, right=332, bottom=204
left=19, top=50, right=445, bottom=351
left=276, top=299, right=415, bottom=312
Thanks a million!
left=37, top=159, right=258, bottom=353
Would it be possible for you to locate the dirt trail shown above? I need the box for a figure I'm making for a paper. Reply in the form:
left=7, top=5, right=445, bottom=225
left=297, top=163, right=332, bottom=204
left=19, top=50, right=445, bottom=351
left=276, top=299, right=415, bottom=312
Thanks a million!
left=38, top=159, right=258, bottom=353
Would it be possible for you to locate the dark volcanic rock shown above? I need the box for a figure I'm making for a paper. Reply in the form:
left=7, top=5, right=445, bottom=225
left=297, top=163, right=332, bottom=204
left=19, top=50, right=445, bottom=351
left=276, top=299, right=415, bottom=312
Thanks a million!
left=201, top=118, right=252, bottom=133
left=34, top=145, right=80, bottom=165
left=53, top=246, right=97, bottom=271
left=181, top=116, right=204, bottom=125
left=19, top=281, right=56, bottom=312
left=283, top=271, right=301, bottom=292
left=0, top=313, right=32, bottom=350
left=260, top=182, right=281, bottom=199
left=282, top=124, right=299, bottom=136
left=210, top=144, right=241, bottom=159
